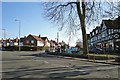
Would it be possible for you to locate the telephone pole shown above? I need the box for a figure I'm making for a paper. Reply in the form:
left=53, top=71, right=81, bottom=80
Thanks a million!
left=2, top=29, right=6, bottom=40
left=57, top=32, right=59, bottom=44
left=15, top=19, right=21, bottom=51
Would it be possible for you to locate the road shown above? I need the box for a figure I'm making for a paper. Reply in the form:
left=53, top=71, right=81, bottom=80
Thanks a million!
left=1, top=51, right=119, bottom=79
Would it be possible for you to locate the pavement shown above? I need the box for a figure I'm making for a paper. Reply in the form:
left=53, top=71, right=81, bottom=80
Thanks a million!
left=1, top=51, right=119, bottom=79
left=59, top=55, right=120, bottom=65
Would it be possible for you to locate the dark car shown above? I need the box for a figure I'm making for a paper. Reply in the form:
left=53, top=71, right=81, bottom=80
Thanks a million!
left=89, top=48, right=103, bottom=54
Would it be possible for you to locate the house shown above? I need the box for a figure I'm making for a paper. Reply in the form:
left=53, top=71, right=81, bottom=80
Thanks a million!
left=0, top=39, right=2, bottom=48
left=88, top=16, right=120, bottom=53
left=24, top=34, right=44, bottom=47
left=41, top=37, right=50, bottom=47
left=20, top=36, right=27, bottom=46
left=1, top=37, right=19, bottom=47
left=13, top=37, right=19, bottom=46
left=49, top=40, right=58, bottom=52
left=60, top=41, right=69, bottom=53
left=2, top=38, right=10, bottom=47
left=9, top=39, right=14, bottom=46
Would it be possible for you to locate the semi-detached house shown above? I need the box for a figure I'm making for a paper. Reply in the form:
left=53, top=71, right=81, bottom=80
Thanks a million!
left=24, top=34, right=44, bottom=47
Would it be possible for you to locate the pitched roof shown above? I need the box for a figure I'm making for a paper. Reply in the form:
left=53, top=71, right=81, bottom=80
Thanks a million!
left=14, top=38, right=19, bottom=42
left=20, top=37, right=26, bottom=42
left=29, top=34, right=43, bottom=41
left=102, top=16, right=120, bottom=29
left=41, top=37, right=48, bottom=41
left=50, top=40, right=58, bottom=45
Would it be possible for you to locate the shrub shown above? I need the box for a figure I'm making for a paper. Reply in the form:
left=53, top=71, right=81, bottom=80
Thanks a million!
left=4, top=46, right=19, bottom=51
left=42, top=46, right=49, bottom=50
left=21, top=46, right=39, bottom=51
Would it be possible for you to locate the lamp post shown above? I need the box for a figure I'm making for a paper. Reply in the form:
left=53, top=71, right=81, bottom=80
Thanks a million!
left=2, top=29, right=6, bottom=40
left=15, top=19, right=21, bottom=51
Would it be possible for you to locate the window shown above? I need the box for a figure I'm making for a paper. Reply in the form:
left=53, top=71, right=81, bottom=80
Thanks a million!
left=119, top=29, right=120, bottom=32
left=98, top=35, right=100, bottom=40
left=105, top=31, right=107, bottom=36
left=92, top=32, right=94, bottom=36
left=111, top=29, right=113, bottom=33
left=26, top=40, right=29, bottom=43
left=102, top=32, right=104, bottom=37
left=96, top=30, right=98, bottom=34
left=91, top=38, right=92, bottom=42
left=102, top=31, right=106, bottom=37
left=31, top=40, right=34, bottom=43
left=114, top=29, right=117, bottom=32
left=115, top=29, right=119, bottom=32
left=109, top=29, right=111, bottom=34
left=102, top=24, right=106, bottom=31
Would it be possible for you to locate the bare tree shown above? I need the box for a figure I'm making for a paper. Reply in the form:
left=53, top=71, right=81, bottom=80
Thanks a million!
left=43, top=0, right=119, bottom=54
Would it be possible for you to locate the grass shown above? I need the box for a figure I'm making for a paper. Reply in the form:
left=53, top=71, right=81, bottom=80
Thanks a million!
left=48, top=52, right=119, bottom=60
left=87, top=53, right=118, bottom=57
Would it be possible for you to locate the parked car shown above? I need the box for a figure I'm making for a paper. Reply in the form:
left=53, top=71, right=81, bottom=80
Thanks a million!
left=89, top=48, right=103, bottom=54
left=70, top=47, right=81, bottom=54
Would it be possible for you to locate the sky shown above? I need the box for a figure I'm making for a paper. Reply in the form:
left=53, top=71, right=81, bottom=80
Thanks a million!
left=2, top=2, right=81, bottom=46
left=1, top=1, right=118, bottom=46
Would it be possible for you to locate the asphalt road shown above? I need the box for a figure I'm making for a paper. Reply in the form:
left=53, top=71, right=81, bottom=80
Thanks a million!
left=1, top=51, right=119, bottom=79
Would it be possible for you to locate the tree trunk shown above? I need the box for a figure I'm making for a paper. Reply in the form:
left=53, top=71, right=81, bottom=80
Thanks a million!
left=81, top=21, right=88, bottom=54
left=76, top=1, right=88, bottom=54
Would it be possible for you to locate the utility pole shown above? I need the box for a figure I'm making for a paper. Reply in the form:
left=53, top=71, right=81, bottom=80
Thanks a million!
left=2, top=29, right=6, bottom=40
left=15, top=19, right=21, bottom=51
left=57, top=32, right=60, bottom=52
left=57, top=32, right=59, bottom=44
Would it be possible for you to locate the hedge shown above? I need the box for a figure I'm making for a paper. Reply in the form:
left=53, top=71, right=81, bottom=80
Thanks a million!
left=3, top=46, right=43, bottom=51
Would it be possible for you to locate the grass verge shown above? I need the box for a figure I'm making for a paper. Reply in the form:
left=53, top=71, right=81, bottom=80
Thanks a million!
left=47, top=52, right=119, bottom=61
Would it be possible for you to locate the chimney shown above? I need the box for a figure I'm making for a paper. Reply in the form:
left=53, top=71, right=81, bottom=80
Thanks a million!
left=8, top=38, right=10, bottom=42
left=39, top=34, right=41, bottom=38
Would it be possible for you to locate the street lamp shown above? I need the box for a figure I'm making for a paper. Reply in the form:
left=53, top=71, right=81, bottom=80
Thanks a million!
left=2, top=29, right=6, bottom=40
left=15, top=19, right=21, bottom=51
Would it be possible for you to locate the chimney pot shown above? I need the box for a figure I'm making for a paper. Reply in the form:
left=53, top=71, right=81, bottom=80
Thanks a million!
left=39, top=35, right=41, bottom=38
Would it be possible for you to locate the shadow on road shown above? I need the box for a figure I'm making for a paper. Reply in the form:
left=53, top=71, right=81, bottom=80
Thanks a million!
left=2, top=66, right=90, bottom=78
left=19, top=52, right=60, bottom=58
left=2, top=62, right=115, bottom=78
